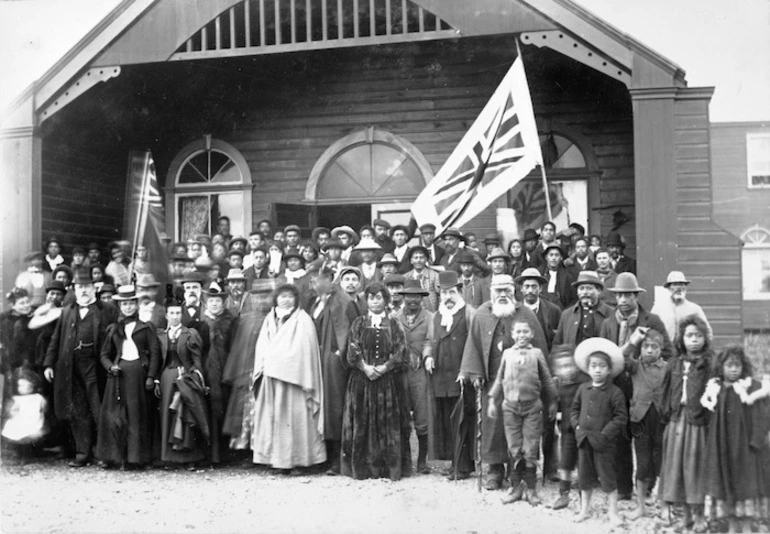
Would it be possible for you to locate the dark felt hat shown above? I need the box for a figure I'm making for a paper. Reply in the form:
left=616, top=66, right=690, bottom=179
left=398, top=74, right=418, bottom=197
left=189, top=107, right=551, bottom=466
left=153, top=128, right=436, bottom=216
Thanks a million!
left=372, top=219, right=392, bottom=230
left=604, top=232, right=625, bottom=247
left=419, top=223, right=436, bottom=233
left=181, top=271, right=205, bottom=285
left=398, top=279, right=429, bottom=296
left=45, top=280, right=67, bottom=293
left=71, top=268, right=94, bottom=285
left=283, top=251, right=306, bottom=266
left=311, top=227, right=331, bottom=241
left=514, top=267, right=547, bottom=286
left=483, top=233, right=501, bottom=245
left=203, top=282, right=228, bottom=298
left=522, top=228, right=539, bottom=242
left=456, top=250, right=476, bottom=264
left=607, top=272, right=646, bottom=293
left=390, top=224, right=410, bottom=237
left=383, top=274, right=406, bottom=286
left=441, top=227, right=464, bottom=240
left=438, top=270, right=461, bottom=290
left=229, top=236, right=248, bottom=248
left=572, top=271, right=604, bottom=289
left=227, top=248, right=245, bottom=258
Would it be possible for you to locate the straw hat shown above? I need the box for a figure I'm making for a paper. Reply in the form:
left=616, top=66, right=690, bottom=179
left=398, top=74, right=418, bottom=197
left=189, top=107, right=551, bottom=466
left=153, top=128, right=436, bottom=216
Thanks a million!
left=573, top=338, right=624, bottom=378
left=112, top=285, right=139, bottom=301
left=663, top=271, right=691, bottom=287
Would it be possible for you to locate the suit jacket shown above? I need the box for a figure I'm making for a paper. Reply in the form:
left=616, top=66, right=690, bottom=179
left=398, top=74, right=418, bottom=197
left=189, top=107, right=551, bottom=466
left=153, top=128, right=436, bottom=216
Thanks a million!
left=538, top=265, right=577, bottom=310
left=613, top=255, right=637, bottom=275
left=151, top=326, right=203, bottom=379
left=530, top=298, right=562, bottom=350
left=460, top=276, right=485, bottom=308
left=359, top=263, right=383, bottom=291
left=424, top=243, right=445, bottom=266
left=553, top=301, right=614, bottom=348
left=99, top=319, right=161, bottom=374
left=599, top=304, right=673, bottom=361
left=182, top=305, right=210, bottom=356
left=243, top=264, right=270, bottom=287
left=430, top=305, right=473, bottom=397
left=403, top=268, right=440, bottom=312
left=394, top=246, right=412, bottom=274
left=394, top=308, right=434, bottom=371
left=522, top=251, right=543, bottom=270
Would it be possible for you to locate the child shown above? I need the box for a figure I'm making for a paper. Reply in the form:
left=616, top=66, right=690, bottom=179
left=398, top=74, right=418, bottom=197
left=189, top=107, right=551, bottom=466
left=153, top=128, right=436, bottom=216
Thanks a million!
left=569, top=337, right=627, bottom=526
left=701, top=345, right=770, bottom=533
left=549, top=344, right=590, bottom=510
left=2, top=368, right=48, bottom=461
left=488, top=320, right=557, bottom=506
left=626, top=328, right=667, bottom=519
left=658, top=315, right=713, bottom=532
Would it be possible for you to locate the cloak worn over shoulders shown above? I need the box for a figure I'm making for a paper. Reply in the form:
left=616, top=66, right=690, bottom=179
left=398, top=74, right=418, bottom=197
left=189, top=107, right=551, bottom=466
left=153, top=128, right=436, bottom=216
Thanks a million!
left=254, top=309, right=324, bottom=436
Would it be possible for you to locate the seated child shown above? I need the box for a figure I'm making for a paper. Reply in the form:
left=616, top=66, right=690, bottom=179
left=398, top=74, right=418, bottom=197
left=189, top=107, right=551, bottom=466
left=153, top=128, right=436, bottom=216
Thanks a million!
left=488, top=320, right=557, bottom=506
left=569, top=337, right=628, bottom=526
left=626, top=328, right=666, bottom=519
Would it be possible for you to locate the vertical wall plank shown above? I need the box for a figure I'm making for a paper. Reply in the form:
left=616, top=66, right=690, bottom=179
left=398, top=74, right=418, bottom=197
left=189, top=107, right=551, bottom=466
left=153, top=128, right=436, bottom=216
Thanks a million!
left=290, top=0, right=296, bottom=43
left=418, top=6, right=424, bottom=33
left=202, top=26, right=208, bottom=51
left=401, top=0, right=407, bottom=33
left=337, top=0, right=343, bottom=39
left=306, top=0, right=311, bottom=41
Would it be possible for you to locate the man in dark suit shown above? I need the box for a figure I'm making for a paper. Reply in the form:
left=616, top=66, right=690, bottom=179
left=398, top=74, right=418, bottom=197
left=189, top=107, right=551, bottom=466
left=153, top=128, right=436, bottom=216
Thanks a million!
left=458, top=251, right=485, bottom=308
left=43, top=269, right=118, bottom=467
left=425, top=270, right=475, bottom=480
left=538, top=244, right=577, bottom=310
left=180, top=271, right=210, bottom=355
left=439, top=227, right=490, bottom=277
left=243, top=246, right=270, bottom=287
left=605, top=232, right=637, bottom=275
left=418, top=223, right=445, bottom=266
left=521, top=228, right=543, bottom=270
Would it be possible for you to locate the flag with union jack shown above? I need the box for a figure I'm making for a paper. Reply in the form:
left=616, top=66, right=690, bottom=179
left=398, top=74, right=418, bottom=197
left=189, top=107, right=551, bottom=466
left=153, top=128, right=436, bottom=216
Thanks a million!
left=410, top=55, right=543, bottom=235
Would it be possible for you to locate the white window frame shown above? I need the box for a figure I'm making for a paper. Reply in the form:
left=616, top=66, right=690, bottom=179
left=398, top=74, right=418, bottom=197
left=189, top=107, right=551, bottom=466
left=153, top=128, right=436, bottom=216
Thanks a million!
left=741, top=225, right=770, bottom=300
left=747, top=132, right=770, bottom=189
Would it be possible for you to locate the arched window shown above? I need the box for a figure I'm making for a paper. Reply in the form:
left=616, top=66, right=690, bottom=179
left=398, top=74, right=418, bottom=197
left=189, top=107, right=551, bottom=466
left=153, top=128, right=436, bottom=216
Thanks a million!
left=165, top=137, right=252, bottom=241
left=741, top=225, right=770, bottom=300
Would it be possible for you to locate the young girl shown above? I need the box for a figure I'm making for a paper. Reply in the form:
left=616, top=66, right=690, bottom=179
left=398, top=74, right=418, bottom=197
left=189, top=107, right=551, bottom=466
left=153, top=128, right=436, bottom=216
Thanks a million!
left=2, top=368, right=48, bottom=462
left=658, top=315, right=714, bottom=532
left=701, top=345, right=770, bottom=533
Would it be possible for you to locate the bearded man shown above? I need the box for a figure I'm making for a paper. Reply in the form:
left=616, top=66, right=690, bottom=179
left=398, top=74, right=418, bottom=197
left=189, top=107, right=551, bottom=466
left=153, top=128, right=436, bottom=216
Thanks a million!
left=650, top=271, right=712, bottom=343
left=43, top=269, right=118, bottom=467
left=458, top=274, right=547, bottom=490
left=224, top=269, right=248, bottom=316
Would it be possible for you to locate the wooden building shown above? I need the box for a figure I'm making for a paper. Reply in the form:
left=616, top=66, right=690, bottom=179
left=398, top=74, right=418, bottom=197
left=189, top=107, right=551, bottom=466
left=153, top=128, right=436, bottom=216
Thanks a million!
left=711, top=121, right=770, bottom=330
left=0, top=0, right=743, bottom=343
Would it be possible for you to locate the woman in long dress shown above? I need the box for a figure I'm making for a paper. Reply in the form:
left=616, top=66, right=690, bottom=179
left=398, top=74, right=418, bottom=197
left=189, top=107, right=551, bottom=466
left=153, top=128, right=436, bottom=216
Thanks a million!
left=251, top=284, right=326, bottom=469
left=341, top=282, right=412, bottom=481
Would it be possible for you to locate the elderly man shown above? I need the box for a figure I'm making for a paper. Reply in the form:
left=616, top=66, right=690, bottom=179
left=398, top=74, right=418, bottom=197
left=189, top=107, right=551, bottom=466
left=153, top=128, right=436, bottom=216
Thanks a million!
left=180, top=272, right=210, bottom=354
left=458, top=274, right=548, bottom=490
left=651, top=271, right=713, bottom=343
left=404, top=245, right=440, bottom=312
left=426, top=271, right=475, bottom=480
left=136, top=273, right=166, bottom=328
left=395, top=279, right=434, bottom=474
left=599, top=272, right=672, bottom=500
left=43, top=269, right=118, bottom=467
left=549, top=270, right=613, bottom=509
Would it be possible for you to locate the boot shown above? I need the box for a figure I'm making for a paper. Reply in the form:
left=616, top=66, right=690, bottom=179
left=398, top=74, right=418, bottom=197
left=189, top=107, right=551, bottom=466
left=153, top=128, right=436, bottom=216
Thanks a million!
left=551, top=480, right=571, bottom=510
left=416, top=434, right=430, bottom=474
left=502, top=466, right=525, bottom=504
left=523, top=466, right=541, bottom=506
left=485, top=463, right=505, bottom=490
left=325, top=440, right=340, bottom=476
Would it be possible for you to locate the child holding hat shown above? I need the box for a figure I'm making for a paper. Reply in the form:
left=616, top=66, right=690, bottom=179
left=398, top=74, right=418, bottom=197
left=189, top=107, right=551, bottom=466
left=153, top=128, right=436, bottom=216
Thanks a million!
left=569, top=337, right=628, bottom=526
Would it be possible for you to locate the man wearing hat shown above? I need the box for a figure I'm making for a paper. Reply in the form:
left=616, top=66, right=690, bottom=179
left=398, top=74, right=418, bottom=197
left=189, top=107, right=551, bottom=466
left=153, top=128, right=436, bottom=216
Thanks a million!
left=426, top=270, right=475, bottom=480
left=86, top=242, right=101, bottom=268
left=383, top=274, right=406, bottom=317
left=352, top=239, right=383, bottom=290
left=283, top=225, right=302, bottom=255
left=538, top=244, right=577, bottom=310
left=311, top=227, right=332, bottom=252
left=604, top=232, right=636, bottom=275
left=331, top=226, right=359, bottom=263
left=338, top=266, right=366, bottom=315
left=458, top=274, right=548, bottom=490
left=226, top=248, right=245, bottom=270
left=651, top=271, right=712, bottom=343
left=372, top=219, right=395, bottom=254
left=479, top=247, right=510, bottom=304
left=418, top=223, right=444, bottom=265
left=548, top=271, right=614, bottom=509
left=136, top=273, right=166, bottom=329
left=534, top=221, right=558, bottom=263
left=599, top=272, right=672, bottom=500
left=404, top=246, right=440, bottom=312
left=388, top=225, right=412, bottom=273
left=457, top=250, right=485, bottom=308
left=378, top=253, right=400, bottom=280
left=393, top=279, right=434, bottom=474
left=321, top=238, right=347, bottom=277
left=481, top=233, right=501, bottom=260
left=15, top=251, right=50, bottom=309
left=224, top=269, right=248, bottom=316
left=306, top=265, right=360, bottom=474
left=521, top=228, right=543, bottom=270
left=43, top=268, right=119, bottom=467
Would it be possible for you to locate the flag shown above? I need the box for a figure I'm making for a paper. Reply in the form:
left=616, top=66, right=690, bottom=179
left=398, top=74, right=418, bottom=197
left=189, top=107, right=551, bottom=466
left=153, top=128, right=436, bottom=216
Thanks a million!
left=123, top=150, right=169, bottom=285
left=410, top=55, right=543, bottom=236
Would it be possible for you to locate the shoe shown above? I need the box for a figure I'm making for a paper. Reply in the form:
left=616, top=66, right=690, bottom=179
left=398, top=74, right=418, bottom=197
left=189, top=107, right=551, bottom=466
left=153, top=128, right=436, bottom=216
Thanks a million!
left=325, top=467, right=340, bottom=476
left=551, top=493, right=570, bottom=510
left=417, top=461, right=430, bottom=475
left=501, top=481, right=527, bottom=504
left=526, top=488, right=542, bottom=506
left=618, top=492, right=633, bottom=501
left=446, top=471, right=471, bottom=481
left=68, top=458, right=89, bottom=468
left=485, top=476, right=503, bottom=491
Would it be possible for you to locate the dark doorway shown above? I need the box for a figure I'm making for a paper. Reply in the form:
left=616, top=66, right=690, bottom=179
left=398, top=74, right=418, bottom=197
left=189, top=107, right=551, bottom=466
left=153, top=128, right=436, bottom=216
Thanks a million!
left=318, top=204, right=370, bottom=233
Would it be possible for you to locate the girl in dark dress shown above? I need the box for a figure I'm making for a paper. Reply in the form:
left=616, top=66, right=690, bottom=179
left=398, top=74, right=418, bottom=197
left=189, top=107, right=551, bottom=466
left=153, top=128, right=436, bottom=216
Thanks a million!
left=341, top=283, right=412, bottom=481
left=702, top=345, right=770, bottom=533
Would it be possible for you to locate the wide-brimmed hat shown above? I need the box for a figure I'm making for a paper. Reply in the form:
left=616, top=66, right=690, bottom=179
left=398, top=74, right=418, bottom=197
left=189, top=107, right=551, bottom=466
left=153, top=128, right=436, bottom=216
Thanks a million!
left=378, top=253, right=400, bottom=266
left=489, top=274, right=515, bottom=288
left=486, top=247, right=509, bottom=262
left=607, top=272, right=646, bottom=293
left=331, top=226, right=359, bottom=244
left=522, top=228, right=539, bottom=242
left=438, top=270, right=461, bottom=290
left=181, top=271, right=205, bottom=285
left=383, top=274, right=406, bottom=286
left=229, top=236, right=248, bottom=249
left=353, top=238, right=382, bottom=251
left=373, top=219, right=392, bottom=230
left=282, top=251, right=306, bottom=266
left=571, top=270, right=604, bottom=289
left=311, top=227, right=331, bottom=241
left=398, top=279, right=429, bottom=296
left=45, top=280, right=67, bottom=293
left=71, top=269, right=94, bottom=285
left=604, top=232, right=624, bottom=247
left=28, top=303, right=63, bottom=330
left=543, top=244, right=564, bottom=258
left=456, top=250, right=476, bottom=264
left=483, top=233, right=500, bottom=245
left=112, top=285, right=139, bottom=301
left=574, top=338, right=624, bottom=378
left=224, top=269, right=247, bottom=282
left=321, top=238, right=345, bottom=251
left=338, top=265, right=362, bottom=280
left=407, top=245, right=430, bottom=261
left=664, top=271, right=691, bottom=287
left=441, top=227, right=464, bottom=240
left=514, top=267, right=547, bottom=286
left=135, top=273, right=161, bottom=288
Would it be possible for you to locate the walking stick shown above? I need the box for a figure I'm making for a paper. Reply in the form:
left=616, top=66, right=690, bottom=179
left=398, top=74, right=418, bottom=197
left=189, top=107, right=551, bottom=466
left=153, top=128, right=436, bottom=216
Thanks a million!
left=475, top=382, right=483, bottom=493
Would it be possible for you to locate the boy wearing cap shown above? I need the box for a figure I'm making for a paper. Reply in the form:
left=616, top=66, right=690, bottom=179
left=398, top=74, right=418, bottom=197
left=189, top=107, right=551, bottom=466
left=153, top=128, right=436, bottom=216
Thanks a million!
left=570, top=338, right=628, bottom=525
left=488, top=320, right=558, bottom=505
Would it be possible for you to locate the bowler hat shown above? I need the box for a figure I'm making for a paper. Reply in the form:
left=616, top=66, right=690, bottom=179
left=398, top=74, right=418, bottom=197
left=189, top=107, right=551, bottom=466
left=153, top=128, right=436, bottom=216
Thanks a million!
left=456, top=250, right=476, bottom=264
left=663, top=271, right=691, bottom=287
left=486, top=247, right=509, bottom=262
left=135, top=273, right=161, bottom=288
left=573, top=338, right=624, bottom=378
left=543, top=244, right=564, bottom=257
left=383, top=274, right=406, bottom=286
left=331, top=226, right=359, bottom=244
left=441, top=227, right=464, bottom=240
left=87, top=242, right=101, bottom=252
left=522, top=229, right=539, bottom=242
left=98, top=283, right=116, bottom=296
left=571, top=270, right=604, bottom=289
left=604, top=232, right=625, bottom=247
left=112, top=285, right=139, bottom=301
left=229, top=236, right=248, bottom=249
left=46, top=280, right=67, bottom=293
left=607, top=272, right=646, bottom=293
left=181, top=271, right=205, bottom=285
left=489, top=274, right=515, bottom=288
left=378, top=253, right=400, bottom=265
left=438, top=270, right=461, bottom=290
left=373, top=219, right=392, bottom=230
left=224, top=269, right=247, bottom=282
left=514, top=267, right=547, bottom=286
left=353, top=238, right=382, bottom=251
left=398, top=279, right=429, bottom=296
left=71, top=269, right=94, bottom=285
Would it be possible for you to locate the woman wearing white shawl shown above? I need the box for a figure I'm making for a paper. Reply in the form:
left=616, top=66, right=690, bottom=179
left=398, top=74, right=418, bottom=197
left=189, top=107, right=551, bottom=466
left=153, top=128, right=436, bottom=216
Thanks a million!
left=251, top=283, right=326, bottom=469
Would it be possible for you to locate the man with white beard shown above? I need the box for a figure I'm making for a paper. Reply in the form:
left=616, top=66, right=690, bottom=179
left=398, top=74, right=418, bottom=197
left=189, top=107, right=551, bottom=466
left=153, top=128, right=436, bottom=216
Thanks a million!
left=651, top=270, right=712, bottom=343
left=458, top=274, right=548, bottom=490
left=43, top=269, right=118, bottom=467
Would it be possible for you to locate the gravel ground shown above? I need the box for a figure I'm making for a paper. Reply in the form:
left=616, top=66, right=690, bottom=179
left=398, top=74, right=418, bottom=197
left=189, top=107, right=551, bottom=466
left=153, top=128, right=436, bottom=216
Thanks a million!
left=1, top=452, right=680, bottom=534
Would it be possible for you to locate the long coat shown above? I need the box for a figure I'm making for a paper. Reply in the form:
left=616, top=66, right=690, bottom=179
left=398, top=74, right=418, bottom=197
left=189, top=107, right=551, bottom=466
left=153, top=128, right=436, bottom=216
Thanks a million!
left=430, top=305, right=473, bottom=397
left=150, top=326, right=203, bottom=379
left=43, top=300, right=118, bottom=420
left=552, top=300, right=614, bottom=348
left=538, top=265, right=577, bottom=310
left=534, top=297, right=562, bottom=351
left=306, top=288, right=359, bottom=441
left=99, top=320, right=161, bottom=374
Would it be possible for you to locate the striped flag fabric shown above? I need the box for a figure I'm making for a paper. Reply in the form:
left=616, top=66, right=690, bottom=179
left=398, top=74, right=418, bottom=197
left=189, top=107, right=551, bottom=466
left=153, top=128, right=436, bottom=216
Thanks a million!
left=410, top=55, right=543, bottom=236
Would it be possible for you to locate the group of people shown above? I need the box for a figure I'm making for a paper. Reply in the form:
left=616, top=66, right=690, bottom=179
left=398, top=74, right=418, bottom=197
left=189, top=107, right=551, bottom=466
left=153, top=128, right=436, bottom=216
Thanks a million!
left=2, top=216, right=769, bottom=532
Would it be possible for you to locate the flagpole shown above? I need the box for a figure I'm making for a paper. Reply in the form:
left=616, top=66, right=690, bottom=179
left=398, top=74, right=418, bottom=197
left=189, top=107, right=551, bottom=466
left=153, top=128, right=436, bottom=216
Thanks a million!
left=516, top=39, right=552, bottom=222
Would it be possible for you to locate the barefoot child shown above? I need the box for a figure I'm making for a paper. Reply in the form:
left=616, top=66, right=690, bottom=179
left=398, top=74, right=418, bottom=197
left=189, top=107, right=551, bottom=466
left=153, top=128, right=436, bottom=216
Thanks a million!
left=702, top=345, right=770, bottom=533
left=658, top=316, right=713, bottom=532
left=626, top=328, right=666, bottom=519
left=488, top=320, right=558, bottom=506
left=570, top=337, right=627, bottom=525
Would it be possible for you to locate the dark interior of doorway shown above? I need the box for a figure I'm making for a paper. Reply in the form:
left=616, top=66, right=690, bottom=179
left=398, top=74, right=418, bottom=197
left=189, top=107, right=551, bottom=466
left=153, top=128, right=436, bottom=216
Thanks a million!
left=317, top=204, right=370, bottom=234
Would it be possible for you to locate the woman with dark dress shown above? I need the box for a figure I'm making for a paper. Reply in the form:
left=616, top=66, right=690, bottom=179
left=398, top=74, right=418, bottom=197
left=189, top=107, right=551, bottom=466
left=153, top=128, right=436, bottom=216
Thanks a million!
left=507, top=239, right=526, bottom=280
left=341, top=283, right=412, bottom=480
